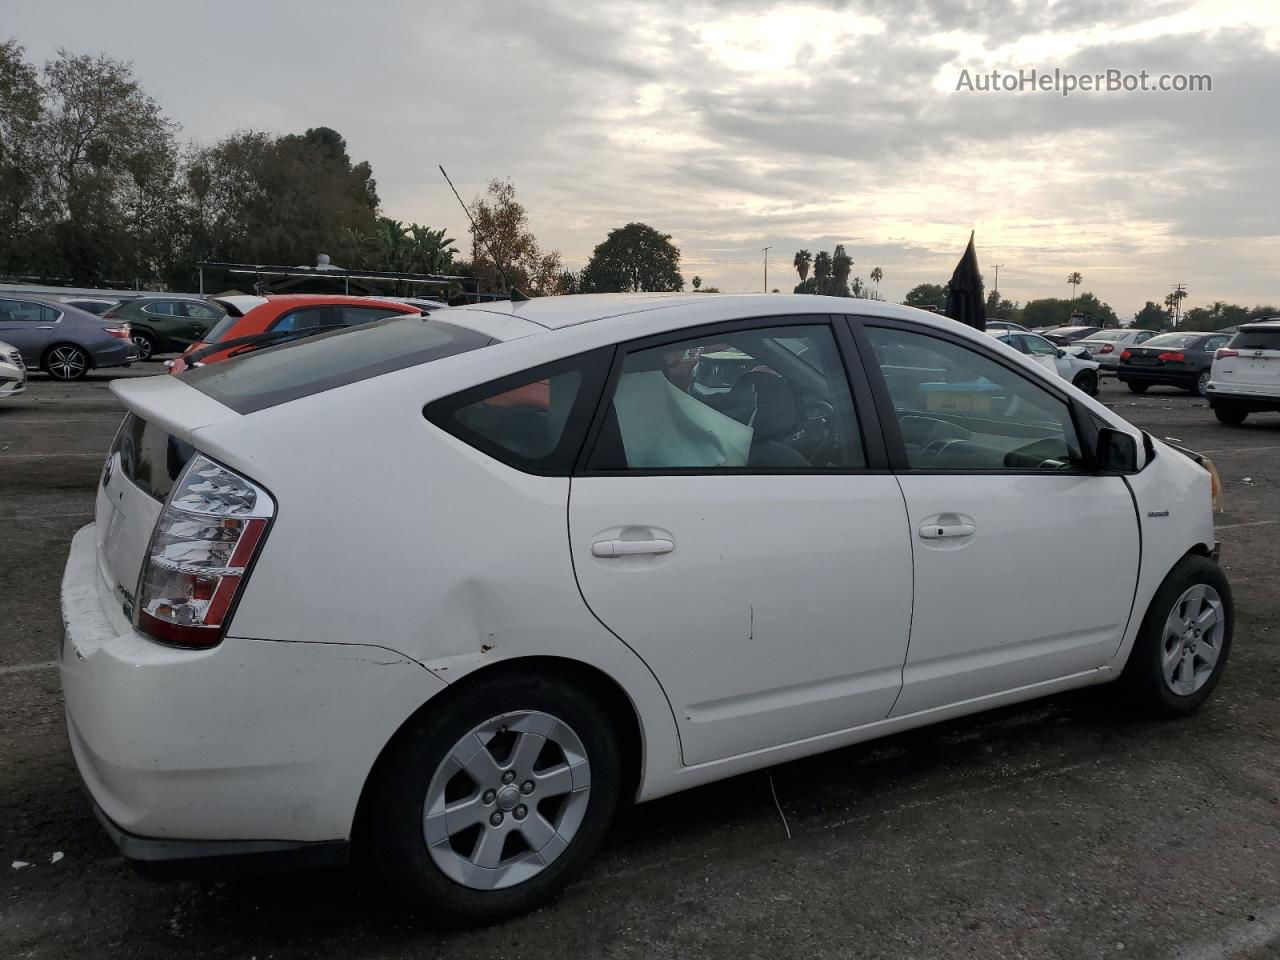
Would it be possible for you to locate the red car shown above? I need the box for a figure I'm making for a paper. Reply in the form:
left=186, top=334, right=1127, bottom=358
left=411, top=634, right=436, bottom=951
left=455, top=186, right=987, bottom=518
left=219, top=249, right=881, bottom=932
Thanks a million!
left=169, top=295, right=421, bottom=374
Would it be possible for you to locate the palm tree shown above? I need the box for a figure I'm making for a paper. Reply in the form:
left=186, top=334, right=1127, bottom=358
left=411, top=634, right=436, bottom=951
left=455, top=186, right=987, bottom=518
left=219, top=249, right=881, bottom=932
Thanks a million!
left=813, top=251, right=832, bottom=295
left=870, top=266, right=883, bottom=297
left=1067, top=271, right=1083, bottom=302
left=851, top=276, right=864, bottom=297
left=793, top=250, right=812, bottom=285
left=832, top=245, right=853, bottom=296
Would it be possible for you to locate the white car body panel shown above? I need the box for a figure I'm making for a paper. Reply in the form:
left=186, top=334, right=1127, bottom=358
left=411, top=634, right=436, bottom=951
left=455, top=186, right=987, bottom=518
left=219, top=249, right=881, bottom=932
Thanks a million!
left=0, top=339, right=26, bottom=398
left=1208, top=322, right=1280, bottom=399
left=60, top=294, right=1215, bottom=848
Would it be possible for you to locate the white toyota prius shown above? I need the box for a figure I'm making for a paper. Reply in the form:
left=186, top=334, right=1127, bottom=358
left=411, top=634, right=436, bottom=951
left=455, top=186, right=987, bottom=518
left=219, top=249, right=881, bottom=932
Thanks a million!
left=61, top=294, right=1231, bottom=922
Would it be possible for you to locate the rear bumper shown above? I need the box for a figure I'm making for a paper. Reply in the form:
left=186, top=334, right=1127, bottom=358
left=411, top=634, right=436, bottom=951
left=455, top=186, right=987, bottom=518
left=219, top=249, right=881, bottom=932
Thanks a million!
left=1206, top=383, right=1280, bottom=409
left=90, top=340, right=138, bottom=368
left=60, top=523, right=448, bottom=854
left=1117, top=368, right=1198, bottom=386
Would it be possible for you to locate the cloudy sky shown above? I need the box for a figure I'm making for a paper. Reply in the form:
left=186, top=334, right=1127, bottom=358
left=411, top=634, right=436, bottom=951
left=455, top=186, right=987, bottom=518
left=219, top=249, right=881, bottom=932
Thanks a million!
left=7, top=0, right=1280, bottom=313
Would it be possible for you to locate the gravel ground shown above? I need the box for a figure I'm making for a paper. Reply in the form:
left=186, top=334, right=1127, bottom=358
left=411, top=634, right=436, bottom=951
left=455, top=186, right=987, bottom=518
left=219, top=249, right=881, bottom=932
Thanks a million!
left=2, top=366, right=1278, bottom=959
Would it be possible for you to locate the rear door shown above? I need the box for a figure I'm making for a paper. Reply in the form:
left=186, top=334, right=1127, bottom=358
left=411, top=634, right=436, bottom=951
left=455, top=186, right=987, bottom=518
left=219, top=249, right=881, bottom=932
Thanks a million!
left=0, top=298, right=59, bottom=364
left=569, top=318, right=914, bottom=765
left=855, top=318, right=1139, bottom=715
left=1219, top=328, right=1280, bottom=391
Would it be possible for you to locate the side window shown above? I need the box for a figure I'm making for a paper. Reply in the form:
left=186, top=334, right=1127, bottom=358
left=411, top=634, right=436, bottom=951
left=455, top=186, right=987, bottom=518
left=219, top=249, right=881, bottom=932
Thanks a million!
left=1204, top=336, right=1228, bottom=352
left=271, top=306, right=331, bottom=333
left=339, top=306, right=400, bottom=325
left=185, top=303, right=221, bottom=320
left=143, top=301, right=179, bottom=317
left=1023, top=335, right=1059, bottom=356
left=865, top=326, right=1082, bottom=471
left=0, top=299, right=49, bottom=322
left=426, top=350, right=612, bottom=475
left=588, top=323, right=864, bottom=471
left=1135, top=331, right=1154, bottom=343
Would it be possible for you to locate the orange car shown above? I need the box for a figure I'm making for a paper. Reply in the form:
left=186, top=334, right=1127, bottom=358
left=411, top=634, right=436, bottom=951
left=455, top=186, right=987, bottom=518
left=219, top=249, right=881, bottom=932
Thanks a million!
left=168, top=295, right=421, bottom=374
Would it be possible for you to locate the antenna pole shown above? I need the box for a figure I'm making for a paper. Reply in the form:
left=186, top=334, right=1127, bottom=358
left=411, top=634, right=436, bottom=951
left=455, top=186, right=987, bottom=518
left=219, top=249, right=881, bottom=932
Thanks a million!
left=439, top=165, right=526, bottom=301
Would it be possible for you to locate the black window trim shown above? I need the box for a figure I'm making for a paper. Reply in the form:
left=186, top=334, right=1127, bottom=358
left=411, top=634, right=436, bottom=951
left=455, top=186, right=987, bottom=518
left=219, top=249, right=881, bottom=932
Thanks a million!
left=842, top=314, right=1114, bottom=477
left=424, top=346, right=616, bottom=478
left=575, top=313, right=891, bottom=477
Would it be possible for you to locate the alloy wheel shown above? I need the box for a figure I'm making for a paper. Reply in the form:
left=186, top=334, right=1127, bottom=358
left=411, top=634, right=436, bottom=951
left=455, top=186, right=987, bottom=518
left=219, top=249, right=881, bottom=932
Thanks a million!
left=1162, top=584, right=1224, bottom=696
left=422, top=710, right=591, bottom=890
left=1197, top=370, right=1210, bottom=396
left=132, top=335, right=153, bottom=361
left=47, top=346, right=87, bottom=380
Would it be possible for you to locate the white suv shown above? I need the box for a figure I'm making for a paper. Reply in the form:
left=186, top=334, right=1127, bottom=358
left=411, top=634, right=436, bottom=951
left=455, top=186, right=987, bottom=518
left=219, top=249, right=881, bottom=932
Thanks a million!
left=1206, top=320, right=1280, bottom=424
left=62, top=295, right=1230, bottom=922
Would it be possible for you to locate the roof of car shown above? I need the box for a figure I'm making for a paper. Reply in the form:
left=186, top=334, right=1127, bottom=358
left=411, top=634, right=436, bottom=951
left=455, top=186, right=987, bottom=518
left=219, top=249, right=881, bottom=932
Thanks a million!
left=256, top=294, right=413, bottom=307
left=1241, top=318, right=1280, bottom=329
left=447, top=292, right=934, bottom=331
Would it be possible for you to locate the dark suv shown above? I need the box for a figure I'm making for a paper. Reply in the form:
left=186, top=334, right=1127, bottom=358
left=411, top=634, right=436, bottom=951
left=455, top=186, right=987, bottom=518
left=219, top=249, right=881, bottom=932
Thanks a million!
left=106, top=297, right=226, bottom=360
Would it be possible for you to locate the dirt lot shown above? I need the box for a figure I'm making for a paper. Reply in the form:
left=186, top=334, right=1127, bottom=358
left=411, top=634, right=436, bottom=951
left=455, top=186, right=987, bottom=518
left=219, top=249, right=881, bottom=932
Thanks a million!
left=2, top=367, right=1278, bottom=960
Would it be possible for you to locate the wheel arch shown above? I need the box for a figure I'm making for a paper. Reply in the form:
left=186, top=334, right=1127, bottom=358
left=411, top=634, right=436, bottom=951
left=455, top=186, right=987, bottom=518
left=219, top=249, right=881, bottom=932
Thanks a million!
left=351, top=654, right=647, bottom=846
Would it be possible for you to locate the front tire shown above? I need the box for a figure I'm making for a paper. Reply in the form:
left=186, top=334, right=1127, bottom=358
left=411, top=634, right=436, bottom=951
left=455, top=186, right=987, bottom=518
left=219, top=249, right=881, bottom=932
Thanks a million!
left=1126, top=381, right=1149, bottom=394
left=367, top=671, right=622, bottom=924
left=43, top=344, right=90, bottom=381
left=1119, top=555, right=1232, bottom=717
left=1213, top=403, right=1249, bottom=425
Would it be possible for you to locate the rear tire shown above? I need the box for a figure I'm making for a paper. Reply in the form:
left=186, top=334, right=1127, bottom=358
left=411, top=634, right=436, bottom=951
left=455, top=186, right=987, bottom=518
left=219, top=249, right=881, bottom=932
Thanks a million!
left=1192, top=370, right=1211, bottom=396
left=1126, top=381, right=1149, bottom=394
left=1118, top=555, right=1232, bottom=717
left=1072, top=370, right=1098, bottom=396
left=1213, top=403, right=1249, bottom=425
left=43, top=344, right=90, bottom=381
left=366, top=671, right=622, bottom=925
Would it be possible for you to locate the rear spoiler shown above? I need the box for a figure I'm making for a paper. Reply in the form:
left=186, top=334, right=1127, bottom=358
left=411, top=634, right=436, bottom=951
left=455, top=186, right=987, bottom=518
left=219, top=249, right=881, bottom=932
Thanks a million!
left=109, top=375, right=240, bottom=442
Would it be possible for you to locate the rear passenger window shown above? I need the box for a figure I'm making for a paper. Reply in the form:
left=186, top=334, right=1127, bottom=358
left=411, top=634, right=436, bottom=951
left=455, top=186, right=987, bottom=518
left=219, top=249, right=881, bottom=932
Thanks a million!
left=587, top=324, right=864, bottom=471
left=426, top=350, right=613, bottom=475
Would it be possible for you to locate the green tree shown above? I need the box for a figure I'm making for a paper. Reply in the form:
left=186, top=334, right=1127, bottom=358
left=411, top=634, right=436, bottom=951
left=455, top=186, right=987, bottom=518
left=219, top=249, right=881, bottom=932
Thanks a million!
left=1067, top=271, right=1082, bottom=301
left=832, top=244, right=853, bottom=296
left=870, top=266, right=883, bottom=297
left=0, top=40, right=45, bottom=273
left=469, top=178, right=562, bottom=295
left=812, top=250, right=832, bottom=295
left=691, top=275, right=702, bottom=290
left=1133, top=301, right=1170, bottom=330
left=793, top=250, right=811, bottom=284
left=903, top=283, right=947, bottom=310
left=581, top=222, right=683, bottom=293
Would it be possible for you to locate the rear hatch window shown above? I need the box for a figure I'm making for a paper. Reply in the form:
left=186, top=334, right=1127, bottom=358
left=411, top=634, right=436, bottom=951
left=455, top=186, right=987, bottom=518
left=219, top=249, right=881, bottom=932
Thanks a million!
left=203, top=313, right=240, bottom=343
left=184, top=314, right=490, bottom=413
left=109, top=413, right=196, bottom=502
left=1231, top=329, right=1280, bottom=350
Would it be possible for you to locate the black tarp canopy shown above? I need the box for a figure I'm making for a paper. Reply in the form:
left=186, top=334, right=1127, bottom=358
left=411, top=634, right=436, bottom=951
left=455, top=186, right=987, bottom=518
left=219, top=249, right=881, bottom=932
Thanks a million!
left=945, top=232, right=985, bottom=331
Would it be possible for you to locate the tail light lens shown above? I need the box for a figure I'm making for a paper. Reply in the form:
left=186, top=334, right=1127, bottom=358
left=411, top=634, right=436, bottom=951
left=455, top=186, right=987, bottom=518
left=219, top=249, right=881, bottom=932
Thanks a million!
left=137, top=454, right=274, bottom=648
left=1120, top=350, right=1132, bottom=361
left=1157, top=351, right=1185, bottom=362
left=1215, top=348, right=1238, bottom=360
left=1099, top=343, right=1115, bottom=354
left=104, top=323, right=130, bottom=339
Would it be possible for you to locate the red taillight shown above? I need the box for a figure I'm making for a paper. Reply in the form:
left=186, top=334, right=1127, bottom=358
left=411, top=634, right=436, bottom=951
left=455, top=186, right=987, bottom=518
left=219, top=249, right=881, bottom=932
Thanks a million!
left=1099, top=343, right=1114, bottom=353
left=104, top=324, right=130, bottom=339
left=1157, top=351, right=1185, bottom=362
left=1120, top=350, right=1132, bottom=361
left=137, top=454, right=274, bottom=649
left=1215, top=348, right=1238, bottom=360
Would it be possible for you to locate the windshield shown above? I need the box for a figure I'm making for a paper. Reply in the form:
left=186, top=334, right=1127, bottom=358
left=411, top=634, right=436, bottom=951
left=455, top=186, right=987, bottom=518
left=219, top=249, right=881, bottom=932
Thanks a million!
left=1144, top=334, right=1199, bottom=348
left=1086, top=330, right=1129, bottom=341
left=203, top=314, right=240, bottom=344
left=184, top=315, right=490, bottom=413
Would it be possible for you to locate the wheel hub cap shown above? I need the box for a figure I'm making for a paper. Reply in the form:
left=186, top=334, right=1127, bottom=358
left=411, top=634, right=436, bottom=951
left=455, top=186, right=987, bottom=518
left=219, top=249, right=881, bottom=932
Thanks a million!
left=1161, top=583, right=1224, bottom=696
left=422, top=710, right=592, bottom=890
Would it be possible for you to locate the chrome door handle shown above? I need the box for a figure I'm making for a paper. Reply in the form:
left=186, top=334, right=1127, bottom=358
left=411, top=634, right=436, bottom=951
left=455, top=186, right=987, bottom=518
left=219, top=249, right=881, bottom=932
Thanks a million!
left=37, top=325, right=54, bottom=330
left=591, top=538, right=674, bottom=558
left=919, top=521, right=975, bottom=540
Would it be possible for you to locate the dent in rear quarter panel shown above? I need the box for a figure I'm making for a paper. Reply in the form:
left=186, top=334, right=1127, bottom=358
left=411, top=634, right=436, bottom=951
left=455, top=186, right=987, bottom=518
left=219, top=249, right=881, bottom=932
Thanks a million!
left=199, top=362, right=685, bottom=803
left=1112, top=440, right=1217, bottom=667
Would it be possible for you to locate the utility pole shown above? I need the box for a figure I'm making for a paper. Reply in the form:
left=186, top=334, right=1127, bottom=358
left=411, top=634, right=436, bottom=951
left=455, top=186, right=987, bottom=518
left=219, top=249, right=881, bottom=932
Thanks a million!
left=991, top=263, right=1005, bottom=298
left=762, top=246, right=771, bottom=293
left=1171, top=282, right=1187, bottom=328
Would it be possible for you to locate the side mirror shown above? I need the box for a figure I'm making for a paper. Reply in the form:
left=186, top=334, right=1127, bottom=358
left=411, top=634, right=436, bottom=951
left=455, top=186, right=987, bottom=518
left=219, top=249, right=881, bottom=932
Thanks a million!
left=1056, top=348, right=1067, bottom=358
left=1096, top=427, right=1138, bottom=472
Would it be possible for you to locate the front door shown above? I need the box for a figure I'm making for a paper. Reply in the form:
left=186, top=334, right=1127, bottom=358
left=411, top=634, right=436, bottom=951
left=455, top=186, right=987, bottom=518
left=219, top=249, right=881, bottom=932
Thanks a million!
left=570, top=320, right=913, bottom=765
left=859, top=322, right=1140, bottom=716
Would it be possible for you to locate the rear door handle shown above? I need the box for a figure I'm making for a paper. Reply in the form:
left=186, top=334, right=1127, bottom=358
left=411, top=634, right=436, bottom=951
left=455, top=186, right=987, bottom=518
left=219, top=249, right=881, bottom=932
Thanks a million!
left=919, top=521, right=975, bottom=540
left=591, top=538, right=674, bottom=558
